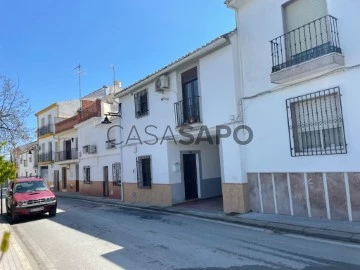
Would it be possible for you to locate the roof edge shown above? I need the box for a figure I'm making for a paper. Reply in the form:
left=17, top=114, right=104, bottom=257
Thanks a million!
left=115, top=29, right=236, bottom=98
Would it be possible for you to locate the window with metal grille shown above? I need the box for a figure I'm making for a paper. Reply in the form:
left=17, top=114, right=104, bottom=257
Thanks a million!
left=112, top=162, right=121, bottom=186
left=134, top=89, right=148, bottom=117
left=286, top=87, right=347, bottom=156
left=83, top=166, right=91, bottom=184
left=136, top=156, right=151, bottom=189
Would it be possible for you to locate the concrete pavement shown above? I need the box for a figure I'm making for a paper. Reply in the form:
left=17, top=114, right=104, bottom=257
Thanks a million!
left=55, top=192, right=360, bottom=244
left=0, top=218, right=33, bottom=270
left=10, top=197, right=360, bottom=269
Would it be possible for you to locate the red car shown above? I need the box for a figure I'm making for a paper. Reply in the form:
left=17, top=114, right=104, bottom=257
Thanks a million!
left=6, top=177, right=57, bottom=224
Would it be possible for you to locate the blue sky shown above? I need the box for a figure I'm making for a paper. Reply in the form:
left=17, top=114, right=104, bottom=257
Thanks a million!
left=0, top=0, right=235, bottom=132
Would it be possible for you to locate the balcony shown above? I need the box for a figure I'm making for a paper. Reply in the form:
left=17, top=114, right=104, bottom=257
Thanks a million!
left=174, top=96, right=201, bottom=127
left=55, top=149, right=78, bottom=162
left=270, top=15, right=344, bottom=84
left=38, top=152, right=54, bottom=163
left=37, top=124, right=54, bottom=137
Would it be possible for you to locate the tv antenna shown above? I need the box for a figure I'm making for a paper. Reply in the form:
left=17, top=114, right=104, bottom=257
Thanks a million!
left=74, top=64, right=84, bottom=100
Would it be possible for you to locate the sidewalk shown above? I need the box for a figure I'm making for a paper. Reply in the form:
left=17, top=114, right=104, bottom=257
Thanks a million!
left=0, top=217, right=33, bottom=270
left=55, top=192, right=360, bottom=244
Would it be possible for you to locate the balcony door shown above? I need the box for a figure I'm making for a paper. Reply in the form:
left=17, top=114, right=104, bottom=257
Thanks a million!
left=65, top=140, right=72, bottom=159
left=283, top=0, right=328, bottom=61
left=181, top=67, right=200, bottom=124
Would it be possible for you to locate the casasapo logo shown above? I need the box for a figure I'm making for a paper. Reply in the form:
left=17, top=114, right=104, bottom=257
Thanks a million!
left=106, top=124, right=253, bottom=146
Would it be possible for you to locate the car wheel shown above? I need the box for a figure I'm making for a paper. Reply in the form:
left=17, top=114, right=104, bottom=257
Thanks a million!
left=10, top=208, right=18, bottom=224
left=49, top=208, right=57, bottom=217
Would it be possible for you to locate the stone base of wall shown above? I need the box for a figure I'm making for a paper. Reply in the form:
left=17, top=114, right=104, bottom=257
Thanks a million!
left=123, top=183, right=172, bottom=206
left=65, top=180, right=77, bottom=192
left=78, top=181, right=122, bottom=199
left=248, top=172, right=360, bottom=221
left=80, top=181, right=103, bottom=197
left=222, top=183, right=249, bottom=213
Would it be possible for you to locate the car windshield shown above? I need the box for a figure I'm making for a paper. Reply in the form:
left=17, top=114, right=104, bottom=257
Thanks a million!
left=14, top=181, right=49, bottom=193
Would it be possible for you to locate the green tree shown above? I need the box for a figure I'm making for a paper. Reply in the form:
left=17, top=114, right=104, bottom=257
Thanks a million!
left=0, top=143, right=16, bottom=184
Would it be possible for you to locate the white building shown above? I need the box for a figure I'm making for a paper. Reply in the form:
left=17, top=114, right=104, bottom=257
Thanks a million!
left=75, top=84, right=122, bottom=198
left=35, top=100, right=80, bottom=185
left=12, top=141, right=38, bottom=178
left=111, top=30, right=245, bottom=212
left=226, top=0, right=360, bottom=221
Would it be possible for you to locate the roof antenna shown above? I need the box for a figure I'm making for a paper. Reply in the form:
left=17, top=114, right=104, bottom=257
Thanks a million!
left=74, top=64, right=83, bottom=113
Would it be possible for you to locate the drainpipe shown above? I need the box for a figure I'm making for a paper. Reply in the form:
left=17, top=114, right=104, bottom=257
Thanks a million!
left=119, top=116, right=124, bottom=201
left=228, top=5, right=248, bottom=184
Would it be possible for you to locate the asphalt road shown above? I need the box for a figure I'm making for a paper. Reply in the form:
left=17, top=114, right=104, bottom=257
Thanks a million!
left=9, top=197, right=360, bottom=270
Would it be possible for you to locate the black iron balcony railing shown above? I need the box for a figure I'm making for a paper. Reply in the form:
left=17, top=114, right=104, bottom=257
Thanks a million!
left=174, top=96, right=201, bottom=127
left=37, top=124, right=54, bottom=136
left=55, top=149, right=78, bottom=162
left=270, top=15, right=342, bottom=73
left=38, top=152, right=54, bottom=163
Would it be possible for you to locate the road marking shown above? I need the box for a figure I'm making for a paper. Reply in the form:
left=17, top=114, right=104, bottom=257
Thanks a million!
left=285, top=233, right=360, bottom=248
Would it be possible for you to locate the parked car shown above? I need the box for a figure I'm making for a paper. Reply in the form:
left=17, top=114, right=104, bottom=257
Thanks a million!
left=6, top=178, right=57, bottom=224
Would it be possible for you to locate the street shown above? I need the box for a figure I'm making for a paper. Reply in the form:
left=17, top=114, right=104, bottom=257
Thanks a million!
left=9, top=197, right=360, bottom=270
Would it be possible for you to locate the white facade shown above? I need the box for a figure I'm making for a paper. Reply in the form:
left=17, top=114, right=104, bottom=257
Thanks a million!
left=76, top=115, right=122, bottom=198
left=35, top=100, right=80, bottom=185
left=227, top=0, right=360, bottom=220
left=12, top=142, right=38, bottom=178
left=115, top=33, right=241, bottom=207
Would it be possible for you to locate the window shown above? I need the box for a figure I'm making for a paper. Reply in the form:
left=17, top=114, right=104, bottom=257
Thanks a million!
left=112, top=163, right=121, bottom=185
left=83, top=166, right=91, bottom=183
left=136, top=156, right=151, bottom=188
left=286, top=86, right=347, bottom=156
left=134, top=89, right=148, bottom=117
left=29, top=156, right=32, bottom=162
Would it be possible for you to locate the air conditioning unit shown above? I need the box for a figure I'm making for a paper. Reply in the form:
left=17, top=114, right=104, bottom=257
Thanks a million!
left=82, top=145, right=89, bottom=153
left=155, top=75, right=170, bottom=92
left=88, top=145, right=97, bottom=154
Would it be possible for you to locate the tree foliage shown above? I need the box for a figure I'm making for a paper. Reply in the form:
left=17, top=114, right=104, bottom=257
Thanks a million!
left=0, top=76, right=32, bottom=149
left=0, top=143, right=16, bottom=184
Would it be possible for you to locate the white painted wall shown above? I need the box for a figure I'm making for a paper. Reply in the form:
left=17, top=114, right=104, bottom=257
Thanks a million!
left=17, top=151, right=37, bottom=177
left=77, top=117, right=121, bottom=182
left=230, top=0, right=360, bottom=173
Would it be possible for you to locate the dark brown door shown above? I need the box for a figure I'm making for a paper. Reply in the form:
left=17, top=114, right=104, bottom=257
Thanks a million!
left=62, top=167, right=67, bottom=189
left=103, top=166, right=109, bottom=197
left=75, top=165, right=79, bottom=192
left=183, top=153, right=198, bottom=200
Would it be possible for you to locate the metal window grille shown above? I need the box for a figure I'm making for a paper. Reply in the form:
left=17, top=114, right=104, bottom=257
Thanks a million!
left=83, top=166, right=91, bottom=183
left=134, top=89, right=149, bottom=117
left=286, top=86, right=347, bottom=156
left=112, top=163, right=121, bottom=186
left=136, top=156, right=152, bottom=189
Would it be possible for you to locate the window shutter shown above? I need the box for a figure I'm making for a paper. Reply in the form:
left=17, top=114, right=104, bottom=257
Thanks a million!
left=136, top=157, right=142, bottom=188
left=283, top=0, right=327, bottom=33
left=294, top=92, right=341, bottom=133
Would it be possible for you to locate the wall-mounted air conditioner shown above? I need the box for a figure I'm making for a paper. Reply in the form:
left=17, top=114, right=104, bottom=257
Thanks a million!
left=88, top=145, right=97, bottom=154
left=155, top=75, right=170, bottom=92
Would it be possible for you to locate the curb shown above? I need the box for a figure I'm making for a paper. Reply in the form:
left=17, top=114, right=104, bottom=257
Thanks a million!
left=56, top=193, right=360, bottom=244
